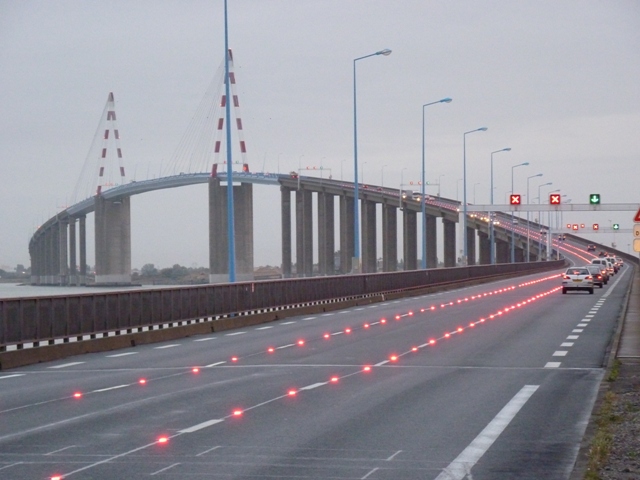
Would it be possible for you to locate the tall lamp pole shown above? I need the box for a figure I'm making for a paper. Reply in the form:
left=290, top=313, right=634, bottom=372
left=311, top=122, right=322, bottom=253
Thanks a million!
left=489, top=148, right=511, bottom=264
left=526, top=173, right=543, bottom=261
left=223, top=0, right=236, bottom=282
left=537, top=181, right=552, bottom=257
left=421, top=97, right=452, bottom=269
left=463, top=127, right=488, bottom=265
left=353, top=48, right=392, bottom=273
left=510, top=161, right=529, bottom=262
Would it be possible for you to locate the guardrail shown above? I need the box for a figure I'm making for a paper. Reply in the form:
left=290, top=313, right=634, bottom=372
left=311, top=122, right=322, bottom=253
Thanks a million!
left=1, top=260, right=565, bottom=353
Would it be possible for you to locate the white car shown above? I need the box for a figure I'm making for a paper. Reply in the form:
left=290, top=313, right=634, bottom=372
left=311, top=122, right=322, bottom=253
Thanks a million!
left=562, top=267, right=594, bottom=294
left=591, top=258, right=613, bottom=276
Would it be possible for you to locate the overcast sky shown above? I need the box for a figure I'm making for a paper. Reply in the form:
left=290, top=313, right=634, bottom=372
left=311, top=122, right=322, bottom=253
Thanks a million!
left=1, top=0, right=639, bottom=271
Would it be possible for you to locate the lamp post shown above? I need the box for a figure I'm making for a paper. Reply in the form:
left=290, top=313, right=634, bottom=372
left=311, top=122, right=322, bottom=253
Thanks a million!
left=526, top=173, right=543, bottom=261
left=223, top=0, right=236, bottom=282
left=510, top=161, right=529, bottom=262
left=489, top=148, right=511, bottom=264
left=421, top=97, right=452, bottom=269
left=548, top=189, right=560, bottom=230
left=438, top=174, right=445, bottom=197
left=399, top=167, right=408, bottom=209
left=381, top=164, right=387, bottom=187
left=353, top=48, right=392, bottom=273
left=463, top=127, right=488, bottom=265
left=537, top=182, right=553, bottom=249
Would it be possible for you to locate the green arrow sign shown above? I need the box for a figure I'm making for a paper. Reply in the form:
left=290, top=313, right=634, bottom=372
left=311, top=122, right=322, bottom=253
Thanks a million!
left=589, top=194, right=601, bottom=205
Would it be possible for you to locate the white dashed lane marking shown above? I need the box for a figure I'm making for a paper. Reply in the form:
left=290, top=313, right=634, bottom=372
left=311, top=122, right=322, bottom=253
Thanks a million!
left=225, top=332, right=246, bottom=336
left=106, top=352, right=138, bottom=358
left=0, top=374, right=24, bottom=380
left=280, top=321, right=296, bottom=325
left=567, top=335, right=579, bottom=340
left=545, top=362, right=562, bottom=368
left=48, top=362, right=85, bottom=369
left=553, top=351, right=568, bottom=357
left=572, top=329, right=584, bottom=333
left=193, top=337, right=217, bottom=342
left=561, top=342, right=574, bottom=347
left=154, top=344, right=180, bottom=349
left=255, top=326, right=273, bottom=330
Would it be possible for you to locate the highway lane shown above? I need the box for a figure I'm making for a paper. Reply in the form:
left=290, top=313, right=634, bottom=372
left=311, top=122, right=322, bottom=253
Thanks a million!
left=0, top=259, right=633, bottom=479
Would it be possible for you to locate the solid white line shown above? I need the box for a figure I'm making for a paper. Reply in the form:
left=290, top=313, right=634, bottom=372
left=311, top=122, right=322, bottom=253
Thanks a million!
left=435, top=385, right=539, bottom=480
left=553, top=351, right=568, bottom=357
left=255, top=326, right=273, bottom=330
left=561, top=342, right=574, bottom=347
left=106, top=352, right=138, bottom=357
left=205, top=361, right=226, bottom=367
left=93, top=384, right=129, bottom=393
left=545, top=362, right=562, bottom=368
left=154, top=344, right=180, bottom=349
left=0, top=374, right=24, bottom=380
left=299, top=382, right=326, bottom=391
left=225, top=332, right=246, bottom=336
left=150, top=463, right=180, bottom=476
left=179, top=419, right=224, bottom=433
left=48, top=362, right=84, bottom=369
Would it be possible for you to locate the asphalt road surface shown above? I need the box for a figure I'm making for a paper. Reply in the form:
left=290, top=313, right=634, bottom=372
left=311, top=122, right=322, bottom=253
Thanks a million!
left=0, top=245, right=632, bottom=479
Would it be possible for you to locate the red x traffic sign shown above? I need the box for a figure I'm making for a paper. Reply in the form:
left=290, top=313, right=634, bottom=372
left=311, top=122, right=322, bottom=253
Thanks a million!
left=510, top=194, right=521, bottom=205
left=549, top=194, right=561, bottom=205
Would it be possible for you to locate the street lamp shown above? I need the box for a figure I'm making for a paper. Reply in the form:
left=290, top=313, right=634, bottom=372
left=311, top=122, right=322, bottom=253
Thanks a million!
left=353, top=48, right=392, bottom=273
left=381, top=164, right=387, bottom=187
left=489, top=147, right=511, bottom=264
left=421, top=97, right=452, bottom=269
left=537, top=181, right=553, bottom=245
left=438, top=174, right=445, bottom=197
left=463, top=127, right=488, bottom=265
left=510, top=161, right=529, bottom=262
left=526, top=173, right=543, bottom=261
left=473, top=182, right=481, bottom=204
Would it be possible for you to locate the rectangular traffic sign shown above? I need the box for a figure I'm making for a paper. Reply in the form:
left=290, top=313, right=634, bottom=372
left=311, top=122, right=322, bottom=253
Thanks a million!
left=634, top=224, right=640, bottom=238
left=635, top=238, right=640, bottom=253
left=549, top=194, right=561, bottom=205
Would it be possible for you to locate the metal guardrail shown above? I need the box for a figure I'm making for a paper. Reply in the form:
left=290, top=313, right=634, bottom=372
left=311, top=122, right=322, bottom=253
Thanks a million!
left=1, top=261, right=565, bottom=351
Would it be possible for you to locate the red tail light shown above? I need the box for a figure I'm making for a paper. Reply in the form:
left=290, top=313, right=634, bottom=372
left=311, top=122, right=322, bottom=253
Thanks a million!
left=585, top=275, right=592, bottom=280
left=563, top=275, right=570, bottom=280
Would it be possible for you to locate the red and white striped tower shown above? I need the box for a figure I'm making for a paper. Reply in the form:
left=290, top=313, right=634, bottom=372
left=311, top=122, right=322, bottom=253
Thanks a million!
left=212, top=49, right=249, bottom=174
left=96, top=92, right=127, bottom=195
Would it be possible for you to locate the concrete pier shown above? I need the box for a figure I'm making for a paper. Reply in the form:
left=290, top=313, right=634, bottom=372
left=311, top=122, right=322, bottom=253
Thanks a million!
left=382, top=204, right=397, bottom=272
left=361, top=199, right=377, bottom=273
left=318, top=192, right=335, bottom=275
left=94, top=196, right=132, bottom=285
left=281, top=186, right=292, bottom=278
left=339, top=196, right=354, bottom=274
left=403, top=210, right=417, bottom=270
left=443, top=219, right=456, bottom=267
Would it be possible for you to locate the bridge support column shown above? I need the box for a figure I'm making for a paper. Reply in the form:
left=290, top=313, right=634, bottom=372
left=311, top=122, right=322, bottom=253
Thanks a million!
left=514, top=246, right=525, bottom=263
left=79, top=215, right=87, bottom=285
left=339, top=195, right=354, bottom=274
left=496, top=239, right=509, bottom=264
left=466, top=226, right=476, bottom=266
left=426, top=214, right=437, bottom=268
left=95, top=196, right=131, bottom=285
left=318, top=192, right=335, bottom=275
left=58, top=217, right=69, bottom=285
left=281, top=186, right=292, bottom=278
left=403, top=210, right=417, bottom=270
left=47, top=224, right=60, bottom=284
left=68, top=218, right=77, bottom=285
left=361, top=199, right=377, bottom=273
left=382, top=204, right=397, bottom=272
left=296, top=188, right=313, bottom=277
left=209, top=179, right=255, bottom=283
left=478, top=231, right=491, bottom=265
left=443, top=219, right=456, bottom=267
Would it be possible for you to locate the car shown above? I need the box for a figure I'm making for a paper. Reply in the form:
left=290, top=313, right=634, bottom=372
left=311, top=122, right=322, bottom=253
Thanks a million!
left=585, top=264, right=605, bottom=288
left=587, top=244, right=596, bottom=252
left=598, top=250, right=607, bottom=257
left=591, top=258, right=613, bottom=276
left=605, top=256, right=619, bottom=273
left=615, top=256, right=624, bottom=267
left=562, top=267, right=594, bottom=294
